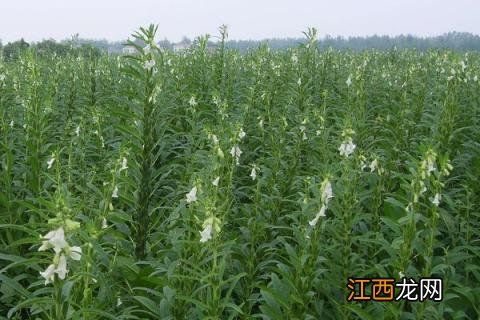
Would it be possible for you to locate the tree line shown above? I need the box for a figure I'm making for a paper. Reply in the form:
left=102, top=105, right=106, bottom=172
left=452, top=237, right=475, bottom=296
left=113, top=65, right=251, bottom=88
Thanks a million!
left=1, top=32, right=479, bottom=59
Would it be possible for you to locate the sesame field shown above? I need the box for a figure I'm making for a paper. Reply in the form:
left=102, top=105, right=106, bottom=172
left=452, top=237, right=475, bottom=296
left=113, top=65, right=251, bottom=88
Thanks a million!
left=0, top=26, right=479, bottom=319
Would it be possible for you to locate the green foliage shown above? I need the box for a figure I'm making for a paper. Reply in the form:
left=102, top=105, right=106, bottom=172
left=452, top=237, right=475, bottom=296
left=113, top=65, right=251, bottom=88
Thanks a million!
left=0, top=25, right=479, bottom=319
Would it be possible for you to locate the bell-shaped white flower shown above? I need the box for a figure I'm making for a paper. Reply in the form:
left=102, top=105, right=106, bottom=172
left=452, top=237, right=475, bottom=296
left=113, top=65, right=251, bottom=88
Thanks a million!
left=39, top=227, right=68, bottom=253
left=112, top=185, right=119, bottom=199
left=186, top=186, right=197, bottom=203
left=210, top=134, right=219, bottom=145
left=346, top=75, right=352, bottom=87
left=230, top=146, right=242, bottom=165
left=101, top=217, right=108, bottom=229
left=143, top=59, right=156, bottom=71
left=320, top=179, right=333, bottom=204
left=291, top=54, right=298, bottom=64
left=64, top=245, right=82, bottom=261
left=39, top=253, right=69, bottom=285
left=250, top=164, right=260, bottom=181
left=199, top=223, right=213, bottom=243
left=359, top=155, right=367, bottom=170
left=309, top=205, right=327, bottom=227
left=120, top=157, right=128, bottom=171
left=430, top=193, right=441, bottom=207
left=212, top=177, right=220, bottom=187
left=55, top=254, right=68, bottom=280
left=40, top=264, right=56, bottom=285
left=75, top=126, right=80, bottom=137
left=339, top=138, right=356, bottom=157
left=47, top=155, right=56, bottom=169
left=189, top=96, right=197, bottom=107
left=250, top=167, right=257, bottom=181
left=238, top=128, right=246, bottom=140
left=369, top=159, right=378, bottom=172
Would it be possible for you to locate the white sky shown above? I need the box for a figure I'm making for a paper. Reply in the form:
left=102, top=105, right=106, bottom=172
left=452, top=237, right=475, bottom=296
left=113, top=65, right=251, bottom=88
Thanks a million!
left=0, top=0, right=479, bottom=42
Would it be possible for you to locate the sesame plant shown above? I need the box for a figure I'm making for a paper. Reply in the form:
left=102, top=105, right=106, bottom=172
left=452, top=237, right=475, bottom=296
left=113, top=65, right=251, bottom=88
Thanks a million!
left=0, top=25, right=479, bottom=319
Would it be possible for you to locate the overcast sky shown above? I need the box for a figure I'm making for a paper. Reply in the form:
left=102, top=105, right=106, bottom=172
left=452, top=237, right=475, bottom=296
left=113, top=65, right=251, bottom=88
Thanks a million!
left=0, top=0, right=479, bottom=42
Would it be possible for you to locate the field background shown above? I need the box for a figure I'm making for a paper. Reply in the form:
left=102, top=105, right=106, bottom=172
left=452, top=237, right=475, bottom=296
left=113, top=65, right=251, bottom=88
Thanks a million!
left=0, top=26, right=479, bottom=319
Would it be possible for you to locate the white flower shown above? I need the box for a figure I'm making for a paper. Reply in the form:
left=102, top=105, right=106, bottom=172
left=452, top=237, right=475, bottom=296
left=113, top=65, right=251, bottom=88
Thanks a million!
left=199, top=223, right=213, bottom=243
left=369, top=159, right=378, bottom=172
left=250, top=165, right=259, bottom=181
left=291, top=54, right=298, bottom=64
left=40, top=253, right=69, bottom=285
left=75, top=126, right=80, bottom=137
left=9, top=120, right=14, bottom=128
left=430, top=193, right=441, bottom=207
left=321, top=179, right=333, bottom=204
left=209, top=134, right=219, bottom=145
left=143, top=59, right=156, bottom=71
left=238, top=128, right=246, bottom=140
left=309, top=205, right=327, bottom=227
left=47, top=156, right=56, bottom=169
left=406, top=202, right=413, bottom=212
left=112, top=185, right=119, bottom=199
left=399, top=271, right=405, bottom=279
left=419, top=181, right=427, bottom=195
left=474, top=75, right=478, bottom=82
left=102, top=217, right=108, bottom=229
left=186, top=186, right=197, bottom=203
left=189, top=96, right=197, bottom=107
left=426, top=159, right=435, bottom=175
left=212, top=95, right=220, bottom=106
left=120, top=157, right=128, bottom=171
left=299, top=125, right=307, bottom=140
left=297, top=78, right=302, bottom=86
left=422, top=151, right=437, bottom=178
left=338, top=138, right=356, bottom=157
left=65, top=245, right=82, bottom=261
left=212, top=177, right=220, bottom=187
left=39, top=264, right=56, bottom=285
left=230, top=146, right=242, bottom=165
left=39, top=227, right=67, bottom=253
left=101, top=217, right=108, bottom=229
left=359, top=155, right=367, bottom=170
left=117, top=297, right=123, bottom=307
left=346, top=75, right=352, bottom=87
left=55, top=254, right=68, bottom=280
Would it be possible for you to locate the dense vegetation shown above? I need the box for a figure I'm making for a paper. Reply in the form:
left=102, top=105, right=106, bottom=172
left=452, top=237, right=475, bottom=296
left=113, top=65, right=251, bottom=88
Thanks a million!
left=0, top=25, right=479, bottom=319
left=2, top=31, right=480, bottom=56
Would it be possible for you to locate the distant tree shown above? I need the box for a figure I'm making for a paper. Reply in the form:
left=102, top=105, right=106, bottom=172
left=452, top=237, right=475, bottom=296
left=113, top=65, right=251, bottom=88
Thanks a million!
left=35, top=39, right=69, bottom=57
left=3, top=32, right=480, bottom=56
left=158, top=38, right=172, bottom=50
left=180, top=36, right=192, bottom=45
left=3, top=38, right=30, bottom=60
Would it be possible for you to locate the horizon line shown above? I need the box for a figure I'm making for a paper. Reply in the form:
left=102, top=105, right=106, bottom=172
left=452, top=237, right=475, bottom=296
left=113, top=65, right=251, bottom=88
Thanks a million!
left=1, top=31, right=479, bottom=44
